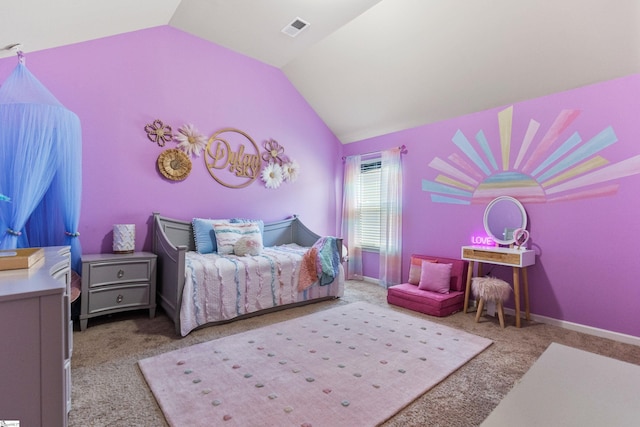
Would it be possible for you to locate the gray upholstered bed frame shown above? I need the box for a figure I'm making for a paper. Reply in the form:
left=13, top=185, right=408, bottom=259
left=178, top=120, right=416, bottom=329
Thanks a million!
left=151, top=212, right=342, bottom=335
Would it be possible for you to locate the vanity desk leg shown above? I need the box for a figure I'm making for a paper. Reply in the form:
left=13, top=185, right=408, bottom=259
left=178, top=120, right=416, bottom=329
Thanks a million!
left=513, top=267, right=521, bottom=328
left=512, top=266, right=531, bottom=328
left=464, top=261, right=475, bottom=314
left=522, top=267, right=530, bottom=321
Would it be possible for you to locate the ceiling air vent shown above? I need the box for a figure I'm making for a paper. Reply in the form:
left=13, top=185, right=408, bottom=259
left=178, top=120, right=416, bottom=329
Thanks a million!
left=281, top=17, right=310, bottom=37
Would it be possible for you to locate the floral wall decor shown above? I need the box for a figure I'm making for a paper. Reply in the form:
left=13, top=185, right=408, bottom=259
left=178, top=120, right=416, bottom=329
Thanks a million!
left=261, top=162, right=283, bottom=189
left=261, top=139, right=300, bottom=189
left=175, top=123, right=206, bottom=157
left=143, top=119, right=299, bottom=189
left=145, top=119, right=194, bottom=181
left=144, top=119, right=173, bottom=147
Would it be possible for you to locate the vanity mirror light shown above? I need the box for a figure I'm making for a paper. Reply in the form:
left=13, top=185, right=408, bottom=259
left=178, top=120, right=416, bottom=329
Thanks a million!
left=483, top=196, right=528, bottom=246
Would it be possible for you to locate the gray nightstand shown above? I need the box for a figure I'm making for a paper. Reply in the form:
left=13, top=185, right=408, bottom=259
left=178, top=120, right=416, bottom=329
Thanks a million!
left=79, top=252, right=157, bottom=331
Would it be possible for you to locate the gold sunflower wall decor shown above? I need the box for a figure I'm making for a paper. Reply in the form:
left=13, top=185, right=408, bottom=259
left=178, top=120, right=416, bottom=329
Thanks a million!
left=157, top=148, right=192, bottom=181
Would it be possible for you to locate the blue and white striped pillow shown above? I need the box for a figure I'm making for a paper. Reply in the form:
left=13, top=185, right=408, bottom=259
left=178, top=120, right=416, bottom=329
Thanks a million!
left=213, top=222, right=262, bottom=255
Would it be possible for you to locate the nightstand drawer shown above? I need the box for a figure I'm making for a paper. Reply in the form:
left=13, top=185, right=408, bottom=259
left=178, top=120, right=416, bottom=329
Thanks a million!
left=88, top=284, right=150, bottom=313
left=87, top=260, right=152, bottom=287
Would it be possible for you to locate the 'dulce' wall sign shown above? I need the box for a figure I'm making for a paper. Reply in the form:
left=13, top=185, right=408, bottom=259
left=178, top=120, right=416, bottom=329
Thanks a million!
left=205, top=128, right=261, bottom=189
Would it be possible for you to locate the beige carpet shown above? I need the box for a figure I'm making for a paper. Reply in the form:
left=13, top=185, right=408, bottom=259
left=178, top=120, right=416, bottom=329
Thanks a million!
left=139, top=302, right=492, bottom=426
left=69, top=280, right=640, bottom=426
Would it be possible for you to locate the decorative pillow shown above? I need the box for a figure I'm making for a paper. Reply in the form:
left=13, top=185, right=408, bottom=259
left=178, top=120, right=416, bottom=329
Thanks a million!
left=192, top=218, right=227, bottom=254
left=229, top=218, right=265, bottom=236
left=213, top=222, right=262, bottom=255
left=408, top=256, right=437, bottom=285
left=418, top=261, right=452, bottom=294
left=234, top=235, right=264, bottom=257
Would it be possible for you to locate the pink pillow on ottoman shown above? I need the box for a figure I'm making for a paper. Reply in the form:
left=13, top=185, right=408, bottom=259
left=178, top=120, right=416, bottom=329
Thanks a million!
left=418, top=261, right=452, bottom=294
left=408, top=256, right=437, bottom=285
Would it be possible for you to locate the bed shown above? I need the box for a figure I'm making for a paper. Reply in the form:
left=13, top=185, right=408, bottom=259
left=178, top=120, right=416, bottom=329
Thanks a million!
left=152, top=212, right=345, bottom=336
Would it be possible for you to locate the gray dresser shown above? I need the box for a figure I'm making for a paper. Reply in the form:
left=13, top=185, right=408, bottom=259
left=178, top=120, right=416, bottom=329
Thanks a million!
left=0, top=246, right=72, bottom=427
left=79, top=252, right=157, bottom=331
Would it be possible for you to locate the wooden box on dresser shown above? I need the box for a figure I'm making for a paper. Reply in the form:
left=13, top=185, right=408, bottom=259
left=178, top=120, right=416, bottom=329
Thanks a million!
left=0, top=246, right=72, bottom=427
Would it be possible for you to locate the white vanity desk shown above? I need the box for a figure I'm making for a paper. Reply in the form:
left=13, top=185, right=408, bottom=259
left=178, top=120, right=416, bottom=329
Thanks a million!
left=462, top=245, right=535, bottom=328
left=464, top=195, right=535, bottom=328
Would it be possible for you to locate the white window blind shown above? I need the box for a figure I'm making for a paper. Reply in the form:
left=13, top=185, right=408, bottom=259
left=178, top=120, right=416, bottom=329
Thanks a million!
left=359, top=160, right=381, bottom=250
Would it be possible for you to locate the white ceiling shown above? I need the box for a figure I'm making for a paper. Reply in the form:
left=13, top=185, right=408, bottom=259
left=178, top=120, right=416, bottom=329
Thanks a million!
left=2, top=0, right=640, bottom=143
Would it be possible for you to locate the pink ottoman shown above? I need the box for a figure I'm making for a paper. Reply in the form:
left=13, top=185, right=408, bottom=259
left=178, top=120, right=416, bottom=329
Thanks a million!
left=387, top=255, right=469, bottom=317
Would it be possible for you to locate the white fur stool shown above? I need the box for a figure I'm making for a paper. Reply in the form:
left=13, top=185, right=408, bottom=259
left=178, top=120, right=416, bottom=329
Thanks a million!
left=471, top=276, right=512, bottom=328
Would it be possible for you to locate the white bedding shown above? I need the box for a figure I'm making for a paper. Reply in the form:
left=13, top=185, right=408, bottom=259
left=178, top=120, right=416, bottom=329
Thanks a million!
left=179, top=244, right=344, bottom=336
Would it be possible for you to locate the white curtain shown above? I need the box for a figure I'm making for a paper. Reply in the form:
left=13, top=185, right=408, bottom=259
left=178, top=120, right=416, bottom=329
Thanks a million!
left=341, top=155, right=363, bottom=280
left=379, top=147, right=403, bottom=288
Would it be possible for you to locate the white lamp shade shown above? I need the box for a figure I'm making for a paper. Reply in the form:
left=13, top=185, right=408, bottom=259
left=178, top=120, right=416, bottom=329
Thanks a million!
left=113, top=224, right=135, bottom=253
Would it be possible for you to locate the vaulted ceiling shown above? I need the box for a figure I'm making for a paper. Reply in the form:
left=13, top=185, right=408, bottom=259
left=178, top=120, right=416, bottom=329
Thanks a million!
left=2, top=0, right=639, bottom=143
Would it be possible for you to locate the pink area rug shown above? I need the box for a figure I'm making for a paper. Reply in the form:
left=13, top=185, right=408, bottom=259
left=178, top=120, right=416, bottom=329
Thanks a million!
left=139, top=302, right=492, bottom=426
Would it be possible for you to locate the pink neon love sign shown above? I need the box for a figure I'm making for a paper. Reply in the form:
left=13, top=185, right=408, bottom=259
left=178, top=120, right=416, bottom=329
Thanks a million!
left=470, top=235, right=494, bottom=246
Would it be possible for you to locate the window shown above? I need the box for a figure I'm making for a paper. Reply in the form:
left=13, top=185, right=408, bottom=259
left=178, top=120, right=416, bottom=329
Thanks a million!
left=359, top=159, right=381, bottom=250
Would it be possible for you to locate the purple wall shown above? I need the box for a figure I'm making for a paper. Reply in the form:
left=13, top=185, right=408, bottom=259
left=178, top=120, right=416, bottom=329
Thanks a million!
left=0, top=26, right=343, bottom=254
left=1, top=25, right=638, bottom=338
left=343, top=74, right=640, bottom=338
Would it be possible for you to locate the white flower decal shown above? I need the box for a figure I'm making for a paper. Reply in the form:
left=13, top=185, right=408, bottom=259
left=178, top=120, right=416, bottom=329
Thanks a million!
left=175, top=124, right=207, bottom=157
left=261, top=162, right=283, bottom=189
left=282, top=160, right=300, bottom=183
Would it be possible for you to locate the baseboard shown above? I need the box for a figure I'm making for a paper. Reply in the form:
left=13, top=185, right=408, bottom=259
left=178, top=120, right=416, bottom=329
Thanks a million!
left=502, top=307, right=640, bottom=347
left=361, top=281, right=639, bottom=347
left=362, top=276, right=380, bottom=284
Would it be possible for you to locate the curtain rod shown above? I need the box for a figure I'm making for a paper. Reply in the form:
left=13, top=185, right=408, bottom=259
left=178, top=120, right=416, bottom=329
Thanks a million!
left=342, top=144, right=407, bottom=161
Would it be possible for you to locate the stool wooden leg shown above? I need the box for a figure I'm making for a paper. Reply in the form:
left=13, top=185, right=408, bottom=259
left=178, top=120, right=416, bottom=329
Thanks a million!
left=497, top=301, right=505, bottom=328
left=475, top=298, right=485, bottom=323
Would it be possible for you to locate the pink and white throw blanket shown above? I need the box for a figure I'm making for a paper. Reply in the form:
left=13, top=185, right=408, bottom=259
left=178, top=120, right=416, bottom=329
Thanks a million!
left=180, top=244, right=344, bottom=336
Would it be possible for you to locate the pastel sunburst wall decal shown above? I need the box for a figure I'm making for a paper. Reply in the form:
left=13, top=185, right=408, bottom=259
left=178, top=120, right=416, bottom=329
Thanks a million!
left=422, top=106, right=640, bottom=204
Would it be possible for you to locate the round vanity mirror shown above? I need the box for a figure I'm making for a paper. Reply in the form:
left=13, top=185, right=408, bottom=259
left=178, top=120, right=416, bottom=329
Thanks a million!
left=483, top=196, right=528, bottom=245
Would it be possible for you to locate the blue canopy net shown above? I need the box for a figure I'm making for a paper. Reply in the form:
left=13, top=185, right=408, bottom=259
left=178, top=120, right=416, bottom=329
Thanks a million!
left=0, top=62, right=82, bottom=271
